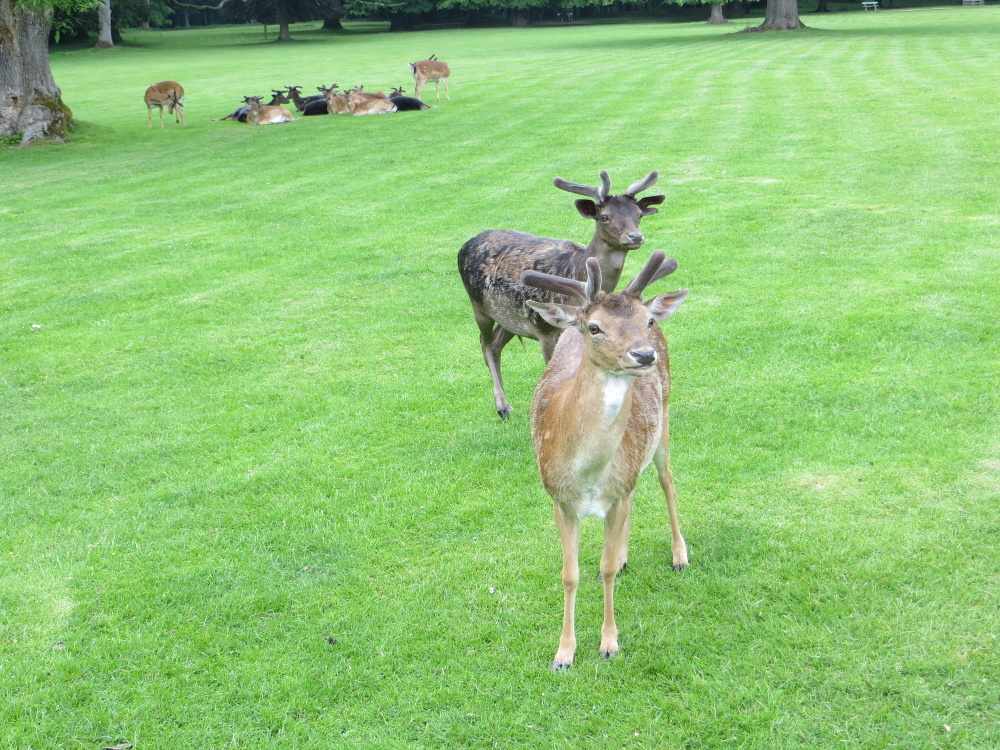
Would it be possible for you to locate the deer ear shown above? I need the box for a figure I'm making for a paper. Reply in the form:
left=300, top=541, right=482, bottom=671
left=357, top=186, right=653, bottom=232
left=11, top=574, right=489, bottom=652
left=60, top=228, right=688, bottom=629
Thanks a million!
left=575, top=199, right=598, bottom=219
left=527, top=301, right=580, bottom=329
left=637, top=195, right=665, bottom=215
left=646, top=289, right=689, bottom=322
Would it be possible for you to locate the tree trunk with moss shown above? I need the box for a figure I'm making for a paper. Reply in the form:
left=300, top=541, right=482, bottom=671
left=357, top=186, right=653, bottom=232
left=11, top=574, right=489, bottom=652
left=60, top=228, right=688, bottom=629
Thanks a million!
left=0, top=0, right=74, bottom=146
left=708, top=3, right=727, bottom=23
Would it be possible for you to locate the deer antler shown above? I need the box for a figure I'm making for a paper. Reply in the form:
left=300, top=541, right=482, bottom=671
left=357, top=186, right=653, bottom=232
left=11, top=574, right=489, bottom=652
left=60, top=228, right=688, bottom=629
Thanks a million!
left=623, top=250, right=680, bottom=297
left=624, top=171, right=659, bottom=197
left=553, top=170, right=612, bottom=203
left=521, top=258, right=602, bottom=306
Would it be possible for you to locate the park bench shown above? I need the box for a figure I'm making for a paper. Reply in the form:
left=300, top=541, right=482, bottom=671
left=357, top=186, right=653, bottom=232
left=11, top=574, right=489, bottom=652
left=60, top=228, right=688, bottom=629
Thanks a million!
left=962, top=0, right=984, bottom=5
left=862, top=1, right=878, bottom=10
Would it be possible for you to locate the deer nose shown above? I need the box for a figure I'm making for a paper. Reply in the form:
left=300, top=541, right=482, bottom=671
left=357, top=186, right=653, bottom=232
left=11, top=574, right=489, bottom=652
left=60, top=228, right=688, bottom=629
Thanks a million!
left=626, top=231, right=644, bottom=245
left=630, top=348, right=656, bottom=367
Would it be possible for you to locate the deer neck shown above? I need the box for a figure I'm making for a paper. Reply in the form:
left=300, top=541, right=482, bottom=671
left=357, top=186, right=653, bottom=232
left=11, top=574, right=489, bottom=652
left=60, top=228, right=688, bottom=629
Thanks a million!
left=585, top=236, right=628, bottom=294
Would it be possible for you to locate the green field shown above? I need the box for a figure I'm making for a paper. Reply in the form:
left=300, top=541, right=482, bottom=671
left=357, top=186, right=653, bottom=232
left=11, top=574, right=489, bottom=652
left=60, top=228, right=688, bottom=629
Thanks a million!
left=2, top=9, right=999, bottom=748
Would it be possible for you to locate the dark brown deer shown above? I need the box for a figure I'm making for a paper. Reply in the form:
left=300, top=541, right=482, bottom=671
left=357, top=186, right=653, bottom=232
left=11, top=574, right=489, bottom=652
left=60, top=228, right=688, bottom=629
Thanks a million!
left=521, top=251, right=688, bottom=670
left=457, top=170, right=665, bottom=418
left=286, top=85, right=325, bottom=112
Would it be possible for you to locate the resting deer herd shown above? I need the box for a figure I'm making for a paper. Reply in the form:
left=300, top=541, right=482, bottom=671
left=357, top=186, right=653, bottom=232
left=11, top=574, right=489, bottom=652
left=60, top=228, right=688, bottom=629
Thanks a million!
left=144, top=65, right=685, bottom=669
left=143, top=56, right=448, bottom=128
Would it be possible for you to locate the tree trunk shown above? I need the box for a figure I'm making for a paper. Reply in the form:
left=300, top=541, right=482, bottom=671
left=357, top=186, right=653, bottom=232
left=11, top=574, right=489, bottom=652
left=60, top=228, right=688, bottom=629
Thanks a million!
left=751, top=0, right=806, bottom=30
left=0, top=0, right=74, bottom=146
left=509, top=7, right=529, bottom=26
left=322, top=16, right=343, bottom=30
left=275, top=2, right=291, bottom=41
left=183, top=8, right=191, bottom=27
left=96, top=0, right=114, bottom=48
left=813, top=0, right=828, bottom=10
left=708, top=3, right=728, bottom=23
left=725, top=1, right=746, bottom=18
left=388, top=12, right=410, bottom=31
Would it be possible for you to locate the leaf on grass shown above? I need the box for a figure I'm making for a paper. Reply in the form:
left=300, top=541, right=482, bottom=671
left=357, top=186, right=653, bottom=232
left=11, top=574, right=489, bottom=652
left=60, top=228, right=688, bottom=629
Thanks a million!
left=103, top=744, right=133, bottom=750
left=322, top=635, right=337, bottom=645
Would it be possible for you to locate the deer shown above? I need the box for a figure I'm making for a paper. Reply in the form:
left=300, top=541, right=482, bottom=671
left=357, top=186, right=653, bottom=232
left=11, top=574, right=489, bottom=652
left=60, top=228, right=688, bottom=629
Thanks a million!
left=243, top=96, right=295, bottom=125
left=520, top=250, right=689, bottom=670
left=214, top=90, right=290, bottom=122
left=144, top=81, right=185, bottom=129
left=409, top=55, right=450, bottom=101
left=323, top=86, right=350, bottom=115
left=346, top=89, right=396, bottom=116
left=457, top=170, right=665, bottom=419
left=388, top=86, right=432, bottom=112
left=286, top=85, right=325, bottom=112
left=303, top=85, right=338, bottom=116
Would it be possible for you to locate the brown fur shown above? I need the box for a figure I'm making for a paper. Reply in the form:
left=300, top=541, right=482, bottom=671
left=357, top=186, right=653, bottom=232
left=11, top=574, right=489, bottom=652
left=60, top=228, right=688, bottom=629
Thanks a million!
left=457, top=171, right=665, bottom=419
left=525, top=254, right=689, bottom=670
left=409, top=57, right=451, bottom=101
left=144, top=81, right=185, bottom=129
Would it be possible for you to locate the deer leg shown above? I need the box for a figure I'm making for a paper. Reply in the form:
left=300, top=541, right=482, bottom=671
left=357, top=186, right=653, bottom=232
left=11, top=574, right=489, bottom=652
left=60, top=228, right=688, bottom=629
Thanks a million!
left=553, top=502, right=580, bottom=670
left=654, top=435, right=688, bottom=570
left=472, top=307, right=512, bottom=419
left=599, top=497, right=632, bottom=659
left=435, top=80, right=441, bottom=101
left=159, top=106, right=165, bottom=129
left=443, top=78, right=450, bottom=101
left=147, top=106, right=153, bottom=129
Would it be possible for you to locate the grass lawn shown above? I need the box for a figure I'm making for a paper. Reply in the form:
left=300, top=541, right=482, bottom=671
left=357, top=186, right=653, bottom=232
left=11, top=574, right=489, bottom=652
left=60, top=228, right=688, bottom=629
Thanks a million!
left=2, top=8, right=999, bottom=748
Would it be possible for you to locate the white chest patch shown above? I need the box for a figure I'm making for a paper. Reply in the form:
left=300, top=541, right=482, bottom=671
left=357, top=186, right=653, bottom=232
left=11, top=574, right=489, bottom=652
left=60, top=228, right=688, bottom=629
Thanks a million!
left=602, top=375, right=630, bottom=418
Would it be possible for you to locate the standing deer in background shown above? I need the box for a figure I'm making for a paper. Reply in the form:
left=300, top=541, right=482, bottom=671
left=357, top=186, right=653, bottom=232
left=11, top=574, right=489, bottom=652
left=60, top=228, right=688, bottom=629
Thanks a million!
left=243, top=96, right=295, bottom=125
left=144, top=81, right=185, bottom=129
left=457, top=170, right=665, bottom=418
left=521, top=251, right=689, bottom=670
left=409, top=55, right=450, bottom=101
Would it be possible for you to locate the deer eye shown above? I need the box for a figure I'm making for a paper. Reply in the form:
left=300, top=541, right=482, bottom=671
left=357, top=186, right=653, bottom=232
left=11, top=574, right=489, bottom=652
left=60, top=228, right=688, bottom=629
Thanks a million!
left=588, top=323, right=602, bottom=335
left=648, top=318, right=655, bottom=327
left=599, top=215, right=610, bottom=223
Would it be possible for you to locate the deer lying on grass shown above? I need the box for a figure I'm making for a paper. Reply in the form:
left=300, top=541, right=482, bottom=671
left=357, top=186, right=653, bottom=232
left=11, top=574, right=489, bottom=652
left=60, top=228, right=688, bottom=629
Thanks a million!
left=244, top=96, right=295, bottom=125
left=388, top=86, right=432, bottom=112
left=144, top=81, right=185, bottom=129
left=303, top=85, right=339, bottom=116
left=323, top=86, right=350, bottom=115
left=521, top=250, right=688, bottom=670
left=214, top=90, right=290, bottom=122
left=457, top=170, right=665, bottom=418
left=286, top=85, right=325, bottom=112
left=346, top=89, right=396, bottom=115
left=409, top=55, right=450, bottom=101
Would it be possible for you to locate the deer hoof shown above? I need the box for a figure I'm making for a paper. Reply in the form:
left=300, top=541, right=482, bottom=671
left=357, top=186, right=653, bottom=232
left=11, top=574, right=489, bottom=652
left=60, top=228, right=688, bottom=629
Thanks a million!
left=497, top=406, right=511, bottom=419
left=672, top=564, right=688, bottom=572
left=552, top=660, right=572, bottom=671
left=600, top=648, right=618, bottom=660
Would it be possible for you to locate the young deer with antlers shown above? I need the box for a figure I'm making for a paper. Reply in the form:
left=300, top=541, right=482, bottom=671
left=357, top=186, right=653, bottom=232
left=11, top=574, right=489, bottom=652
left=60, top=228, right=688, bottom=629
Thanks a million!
left=521, top=250, right=689, bottom=670
left=243, top=96, right=295, bottom=125
left=144, top=81, right=185, bottom=129
left=458, top=170, right=665, bottom=418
